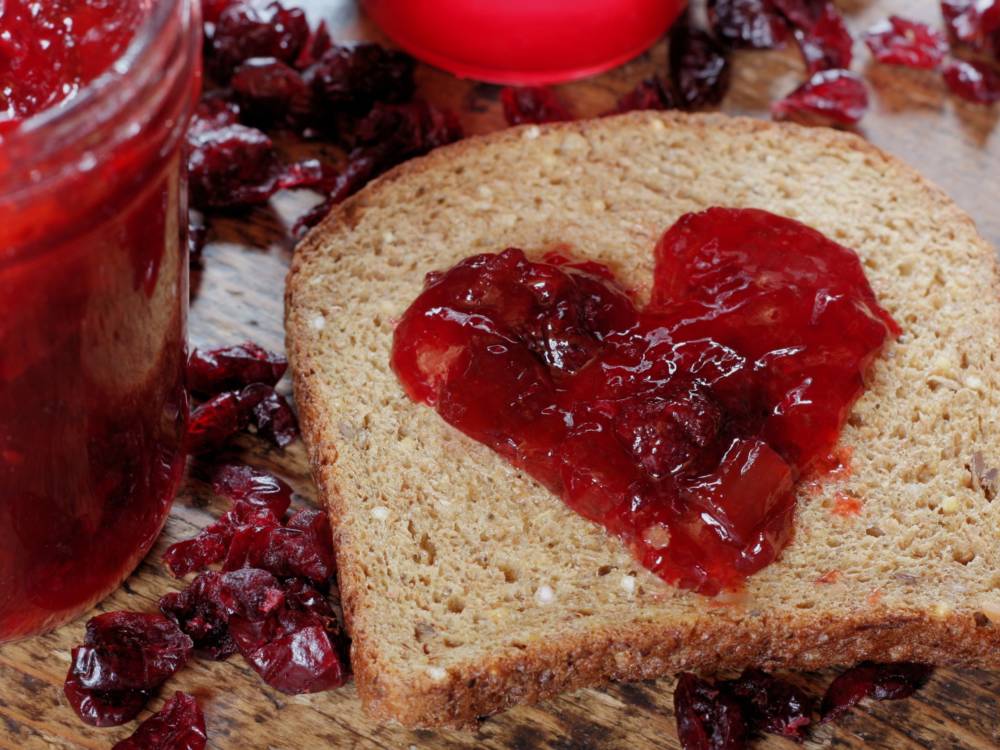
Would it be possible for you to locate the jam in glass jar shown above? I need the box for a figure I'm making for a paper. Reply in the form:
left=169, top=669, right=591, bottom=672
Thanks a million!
left=0, top=0, right=201, bottom=642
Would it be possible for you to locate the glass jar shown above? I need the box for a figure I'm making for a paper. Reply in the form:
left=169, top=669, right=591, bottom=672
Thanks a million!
left=361, top=0, right=687, bottom=85
left=0, top=0, right=201, bottom=642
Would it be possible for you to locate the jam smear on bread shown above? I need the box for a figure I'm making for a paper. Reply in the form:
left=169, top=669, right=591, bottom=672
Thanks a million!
left=392, top=208, right=899, bottom=595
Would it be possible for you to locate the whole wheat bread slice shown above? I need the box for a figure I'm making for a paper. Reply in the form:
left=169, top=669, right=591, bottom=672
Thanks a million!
left=285, top=112, right=1000, bottom=729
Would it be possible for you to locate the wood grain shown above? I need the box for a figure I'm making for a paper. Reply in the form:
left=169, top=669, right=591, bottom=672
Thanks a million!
left=2, top=0, right=998, bottom=747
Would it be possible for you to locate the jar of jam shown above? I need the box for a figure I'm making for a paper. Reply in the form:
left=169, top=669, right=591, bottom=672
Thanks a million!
left=0, top=0, right=201, bottom=642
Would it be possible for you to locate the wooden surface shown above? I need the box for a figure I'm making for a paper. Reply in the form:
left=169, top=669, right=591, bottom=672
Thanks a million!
left=2, top=0, right=1000, bottom=747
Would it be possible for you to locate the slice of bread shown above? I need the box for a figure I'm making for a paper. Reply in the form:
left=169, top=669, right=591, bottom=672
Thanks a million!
left=285, top=112, right=1000, bottom=729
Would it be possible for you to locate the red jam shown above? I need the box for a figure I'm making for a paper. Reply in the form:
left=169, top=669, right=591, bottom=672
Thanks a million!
left=392, top=208, right=899, bottom=595
left=0, top=0, right=200, bottom=640
left=0, top=0, right=147, bottom=126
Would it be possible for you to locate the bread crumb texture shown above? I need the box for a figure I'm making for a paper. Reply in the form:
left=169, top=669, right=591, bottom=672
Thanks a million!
left=286, top=112, right=1000, bottom=728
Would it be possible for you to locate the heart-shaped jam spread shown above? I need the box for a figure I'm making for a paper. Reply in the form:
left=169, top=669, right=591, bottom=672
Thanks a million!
left=392, top=208, right=899, bottom=595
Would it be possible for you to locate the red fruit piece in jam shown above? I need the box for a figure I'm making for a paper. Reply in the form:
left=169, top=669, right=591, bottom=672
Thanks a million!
left=772, top=69, right=869, bottom=126
left=942, top=58, right=1000, bottom=102
left=614, top=77, right=676, bottom=113
left=708, top=0, right=789, bottom=50
left=208, top=1, right=310, bottom=81
left=674, top=673, right=748, bottom=750
left=211, top=463, right=294, bottom=516
left=306, top=43, right=416, bottom=117
left=187, top=342, right=288, bottom=396
left=792, top=2, right=855, bottom=74
left=112, top=692, right=208, bottom=750
left=865, top=16, right=949, bottom=70
left=821, top=662, right=935, bottom=721
left=500, top=87, right=574, bottom=126
left=669, top=25, right=732, bottom=108
left=392, top=208, right=898, bottom=595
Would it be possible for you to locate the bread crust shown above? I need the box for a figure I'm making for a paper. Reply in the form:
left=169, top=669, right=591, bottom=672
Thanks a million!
left=286, top=112, right=1000, bottom=729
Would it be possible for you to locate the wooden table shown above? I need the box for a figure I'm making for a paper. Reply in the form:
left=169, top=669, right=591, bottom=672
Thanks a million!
left=2, top=1, right=999, bottom=747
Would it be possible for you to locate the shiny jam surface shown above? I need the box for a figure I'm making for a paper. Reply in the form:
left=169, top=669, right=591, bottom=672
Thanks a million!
left=0, top=0, right=148, bottom=124
left=393, top=208, right=900, bottom=595
left=0, top=0, right=193, bottom=640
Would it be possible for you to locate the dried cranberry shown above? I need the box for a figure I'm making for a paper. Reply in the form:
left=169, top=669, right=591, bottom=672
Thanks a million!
left=211, top=463, right=294, bottom=517
left=163, top=532, right=230, bottom=578
left=306, top=43, right=415, bottom=117
left=292, top=153, right=378, bottom=234
left=293, top=19, right=334, bottom=70
left=69, top=612, right=193, bottom=693
left=187, top=121, right=325, bottom=210
left=112, top=692, right=207, bottom=750
left=228, top=585, right=347, bottom=695
left=770, top=0, right=825, bottom=30
left=187, top=342, right=288, bottom=396
left=942, top=57, right=1000, bottom=102
left=793, top=2, right=854, bottom=74
left=708, top=0, right=788, bottom=49
left=187, top=391, right=245, bottom=453
left=865, top=16, right=949, bottom=70
left=187, top=93, right=328, bottom=210
left=208, top=1, right=310, bottom=81
left=669, top=25, right=732, bottom=108
left=224, top=509, right=335, bottom=584
left=674, top=673, right=748, bottom=750
left=295, top=101, right=463, bottom=234
left=231, top=57, right=311, bottom=128
left=500, top=86, right=573, bottom=125
left=942, top=0, right=1000, bottom=49
left=821, top=662, right=934, bottom=722
left=772, top=69, right=869, bottom=125
left=239, top=383, right=301, bottom=447
left=726, top=669, right=813, bottom=741
left=357, top=99, right=464, bottom=155
left=64, top=669, right=151, bottom=727
left=614, top=77, right=676, bottom=113
left=163, top=498, right=285, bottom=579
left=160, top=569, right=285, bottom=659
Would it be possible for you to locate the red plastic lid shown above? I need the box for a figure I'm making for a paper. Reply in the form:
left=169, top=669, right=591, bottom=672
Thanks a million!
left=362, top=0, right=687, bottom=85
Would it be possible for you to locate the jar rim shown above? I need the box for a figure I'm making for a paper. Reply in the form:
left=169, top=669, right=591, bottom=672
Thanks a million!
left=2, top=0, right=195, bottom=147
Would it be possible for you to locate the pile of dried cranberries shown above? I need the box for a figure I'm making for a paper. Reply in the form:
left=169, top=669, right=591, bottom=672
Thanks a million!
left=504, top=1, right=1000, bottom=129
left=63, top=341, right=348, bottom=746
